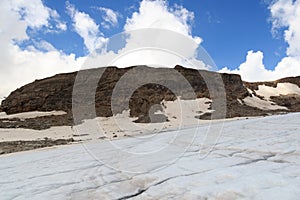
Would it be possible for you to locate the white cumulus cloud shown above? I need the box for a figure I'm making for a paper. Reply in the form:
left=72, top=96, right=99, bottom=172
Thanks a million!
left=270, top=0, right=300, bottom=57
left=98, top=7, right=120, bottom=28
left=66, top=2, right=107, bottom=53
left=220, top=0, right=300, bottom=82
left=124, top=0, right=201, bottom=44
left=88, top=0, right=205, bottom=69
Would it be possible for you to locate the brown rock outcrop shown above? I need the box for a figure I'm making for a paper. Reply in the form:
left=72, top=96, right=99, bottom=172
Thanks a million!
left=1, top=65, right=300, bottom=129
left=1, top=65, right=249, bottom=116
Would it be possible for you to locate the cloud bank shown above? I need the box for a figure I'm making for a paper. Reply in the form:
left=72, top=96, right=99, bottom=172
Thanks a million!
left=0, top=0, right=84, bottom=100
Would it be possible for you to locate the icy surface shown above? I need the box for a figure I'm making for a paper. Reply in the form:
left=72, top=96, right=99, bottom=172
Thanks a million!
left=0, top=113, right=299, bottom=199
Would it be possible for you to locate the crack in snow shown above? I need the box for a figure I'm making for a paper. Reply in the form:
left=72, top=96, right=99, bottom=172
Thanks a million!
left=116, top=170, right=211, bottom=200
left=232, top=154, right=277, bottom=167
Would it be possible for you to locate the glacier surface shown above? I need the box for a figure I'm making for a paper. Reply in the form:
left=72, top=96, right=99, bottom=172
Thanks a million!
left=0, top=113, right=299, bottom=199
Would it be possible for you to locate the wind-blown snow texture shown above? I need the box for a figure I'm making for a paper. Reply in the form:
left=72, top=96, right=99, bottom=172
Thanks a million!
left=0, top=113, right=299, bottom=199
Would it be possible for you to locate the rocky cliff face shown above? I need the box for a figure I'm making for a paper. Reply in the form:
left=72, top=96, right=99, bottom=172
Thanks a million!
left=1, top=65, right=300, bottom=128
left=1, top=72, right=76, bottom=114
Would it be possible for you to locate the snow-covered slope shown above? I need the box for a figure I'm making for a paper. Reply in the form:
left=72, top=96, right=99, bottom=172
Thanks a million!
left=0, top=113, right=299, bottom=199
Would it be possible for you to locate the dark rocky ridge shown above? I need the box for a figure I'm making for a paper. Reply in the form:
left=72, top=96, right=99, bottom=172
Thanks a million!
left=1, top=65, right=300, bottom=129
left=1, top=65, right=249, bottom=116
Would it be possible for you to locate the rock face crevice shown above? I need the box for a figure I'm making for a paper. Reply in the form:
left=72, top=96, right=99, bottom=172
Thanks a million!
left=1, top=65, right=300, bottom=125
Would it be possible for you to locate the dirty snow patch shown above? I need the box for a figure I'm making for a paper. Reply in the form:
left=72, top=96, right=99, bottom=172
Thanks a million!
left=243, top=96, right=287, bottom=110
left=256, top=83, right=300, bottom=99
left=0, top=111, right=67, bottom=119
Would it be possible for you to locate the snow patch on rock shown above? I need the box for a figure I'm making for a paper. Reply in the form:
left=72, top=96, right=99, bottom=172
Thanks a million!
left=243, top=96, right=287, bottom=110
left=242, top=88, right=287, bottom=110
left=256, top=83, right=300, bottom=99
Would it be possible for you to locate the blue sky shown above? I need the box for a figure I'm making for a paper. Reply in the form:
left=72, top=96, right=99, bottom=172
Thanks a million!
left=0, top=0, right=300, bottom=98
left=24, top=0, right=286, bottom=70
